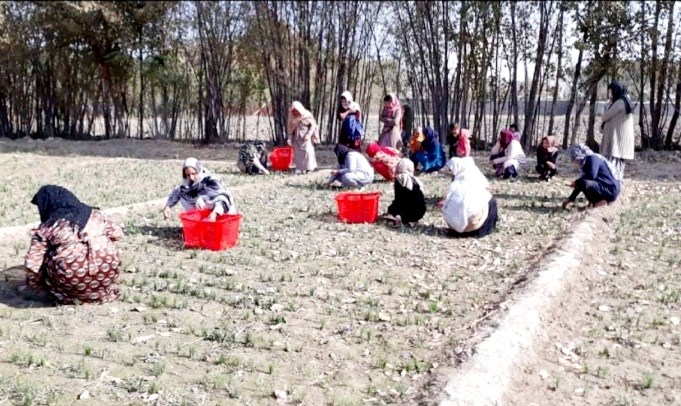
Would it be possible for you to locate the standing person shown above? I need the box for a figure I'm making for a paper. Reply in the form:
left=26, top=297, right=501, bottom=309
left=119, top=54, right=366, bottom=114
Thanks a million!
left=439, top=158, right=498, bottom=238
left=536, top=135, right=559, bottom=181
left=287, top=101, right=319, bottom=175
left=366, top=141, right=402, bottom=181
left=378, top=93, right=403, bottom=150
left=325, top=144, right=375, bottom=188
left=600, top=80, right=635, bottom=178
left=490, top=129, right=526, bottom=180
left=409, top=126, right=446, bottom=173
left=164, top=158, right=237, bottom=222
left=446, top=122, right=471, bottom=159
left=24, top=185, right=124, bottom=304
left=386, top=158, right=426, bottom=226
left=562, top=144, right=621, bottom=210
left=337, top=91, right=363, bottom=151
left=237, top=141, right=270, bottom=175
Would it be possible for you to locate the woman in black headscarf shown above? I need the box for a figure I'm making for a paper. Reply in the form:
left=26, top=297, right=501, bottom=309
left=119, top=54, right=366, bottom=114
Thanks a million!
left=600, top=80, right=635, bottom=178
left=25, top=185, right=124, bottom=304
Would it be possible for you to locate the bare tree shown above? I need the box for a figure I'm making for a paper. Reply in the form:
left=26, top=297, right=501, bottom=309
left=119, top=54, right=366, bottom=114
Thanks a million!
left=521, top=1, right=554, bottom=149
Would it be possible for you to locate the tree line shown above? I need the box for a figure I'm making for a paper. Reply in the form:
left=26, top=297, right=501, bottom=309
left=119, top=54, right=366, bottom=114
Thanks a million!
left=0, top=1, right=679, bottom=150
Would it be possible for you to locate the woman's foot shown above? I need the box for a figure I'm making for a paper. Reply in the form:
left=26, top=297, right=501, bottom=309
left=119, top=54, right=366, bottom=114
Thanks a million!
left=391, top=215, right=402, bottom=228
left=593, top=200, right=608, bottom=208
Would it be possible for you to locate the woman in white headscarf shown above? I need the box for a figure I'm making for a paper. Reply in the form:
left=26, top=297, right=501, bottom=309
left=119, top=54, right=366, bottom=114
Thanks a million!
left=440, top=157, right=497, bottom=238
left=385, top=158, right=426, bottom=226
left=163, top=158, right=237, bottom=222
left=445, top=157, right=489, bottom=188
left=337, top=91, right=363, bottom=151
left=287, top=101, right=319, bottom=174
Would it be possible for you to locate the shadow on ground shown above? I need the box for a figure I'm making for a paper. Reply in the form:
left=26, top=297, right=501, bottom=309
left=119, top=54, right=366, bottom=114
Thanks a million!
left=0, top=265, right=55, bottom=308
left=376, top=219, right=452, bottom=239
left=137, top=225, right=186, bottom=251
left=504, top=204, right=562, bottom=215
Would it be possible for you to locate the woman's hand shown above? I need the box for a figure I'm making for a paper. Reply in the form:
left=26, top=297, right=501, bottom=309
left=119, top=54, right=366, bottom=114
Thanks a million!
left=570, top=180, right=576, bottom=188
left=437, top=199, right=446, bottom=208
left=196, top=197, right=206, bottom=209
left=562, top=200, right=574, bottom=210
left=163, top=206, right=172, bottom=220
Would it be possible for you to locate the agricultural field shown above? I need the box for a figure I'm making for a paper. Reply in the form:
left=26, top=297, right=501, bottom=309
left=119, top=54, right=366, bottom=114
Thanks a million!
left=0, top=137, right=678, bottom=405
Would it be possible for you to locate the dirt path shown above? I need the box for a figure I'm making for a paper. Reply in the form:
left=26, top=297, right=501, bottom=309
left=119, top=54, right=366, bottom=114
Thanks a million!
left=503, top=167, right=681, bottom=405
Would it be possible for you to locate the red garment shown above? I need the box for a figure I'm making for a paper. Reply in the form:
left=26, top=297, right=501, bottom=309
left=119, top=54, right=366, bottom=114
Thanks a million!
left=366, top=142, right=402, bottom=180
left=456, top=129, right=471, bottom=157
left=500, top=129, right=514, bottom=148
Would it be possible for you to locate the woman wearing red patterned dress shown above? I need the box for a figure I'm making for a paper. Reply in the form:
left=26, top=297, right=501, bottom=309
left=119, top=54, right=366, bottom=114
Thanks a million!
left=24, top=185, right=124, bottom=304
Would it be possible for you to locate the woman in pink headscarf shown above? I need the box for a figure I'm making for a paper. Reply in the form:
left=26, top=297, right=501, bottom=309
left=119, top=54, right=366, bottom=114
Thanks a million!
left=366, top=141, right=402, bottom=181
left=447, top=122, right=471, bottom=158
left=490, top=129, right=526, bottom=180
left=378, top=93, right=403, bottom=150
left=287, top=101, right=319, bottom=174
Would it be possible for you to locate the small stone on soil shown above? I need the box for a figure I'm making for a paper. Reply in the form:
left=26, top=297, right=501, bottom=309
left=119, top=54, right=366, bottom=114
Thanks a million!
left=274, top=389, right=287, bottom=403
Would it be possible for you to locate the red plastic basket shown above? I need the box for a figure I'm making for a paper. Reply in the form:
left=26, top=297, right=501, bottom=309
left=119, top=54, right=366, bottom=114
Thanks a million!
left=334, top=192, right=381, bottom=224
left=270, top=147, right=294, bottom=171
left=178, top=209, right=242, bottom=251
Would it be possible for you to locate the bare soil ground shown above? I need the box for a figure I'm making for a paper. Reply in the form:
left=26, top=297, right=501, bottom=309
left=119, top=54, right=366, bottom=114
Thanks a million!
left=504, top=155, right=681, bottom=406
left=0, top=139, right=676, bottom=405
left=0, top=139, right=345, bottom=228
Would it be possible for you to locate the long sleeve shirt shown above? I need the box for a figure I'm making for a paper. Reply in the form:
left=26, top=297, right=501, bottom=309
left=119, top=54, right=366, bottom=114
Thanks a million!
left=568, top=155, right=620, bottom=201
left=338, top=151, right=374, bottom=177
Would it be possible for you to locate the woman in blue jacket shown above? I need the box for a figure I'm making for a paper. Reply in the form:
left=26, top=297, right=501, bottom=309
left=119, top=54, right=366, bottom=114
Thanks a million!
left=562, top=144, right=621, bottom=210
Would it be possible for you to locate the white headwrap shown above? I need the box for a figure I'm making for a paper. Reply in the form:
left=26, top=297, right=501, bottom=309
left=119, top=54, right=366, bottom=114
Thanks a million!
left=446, top=157, right=489, bottom=188
left=395, top=158, right=423, bottom=191
left=569, top=144, right=622, bottom=182
left=182, top=157, right=209, bottom=183
left=340, top=91, right=361, bottom=112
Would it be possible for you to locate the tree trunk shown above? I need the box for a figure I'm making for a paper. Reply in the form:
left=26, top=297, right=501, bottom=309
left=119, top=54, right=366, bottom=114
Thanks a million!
left=563, top=42, right=583, bottom=148
left=665, top=70, right=681, bottom=148
left=648, top=0, right=662, bottom=149
left=651, top=1, right=674, bottom=149
left=522, top=2, right=551, bottom=149
left=491, top=9, right=502, bottom=142
left=548, top=6, right=564, bottom=136
left=510, top=2, right=519, bottom=126
left=138, top=36, right=144, bottom=139
left=639, top=0, right=649, bottom=148
left=586, top=83, right=599, bottom=151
